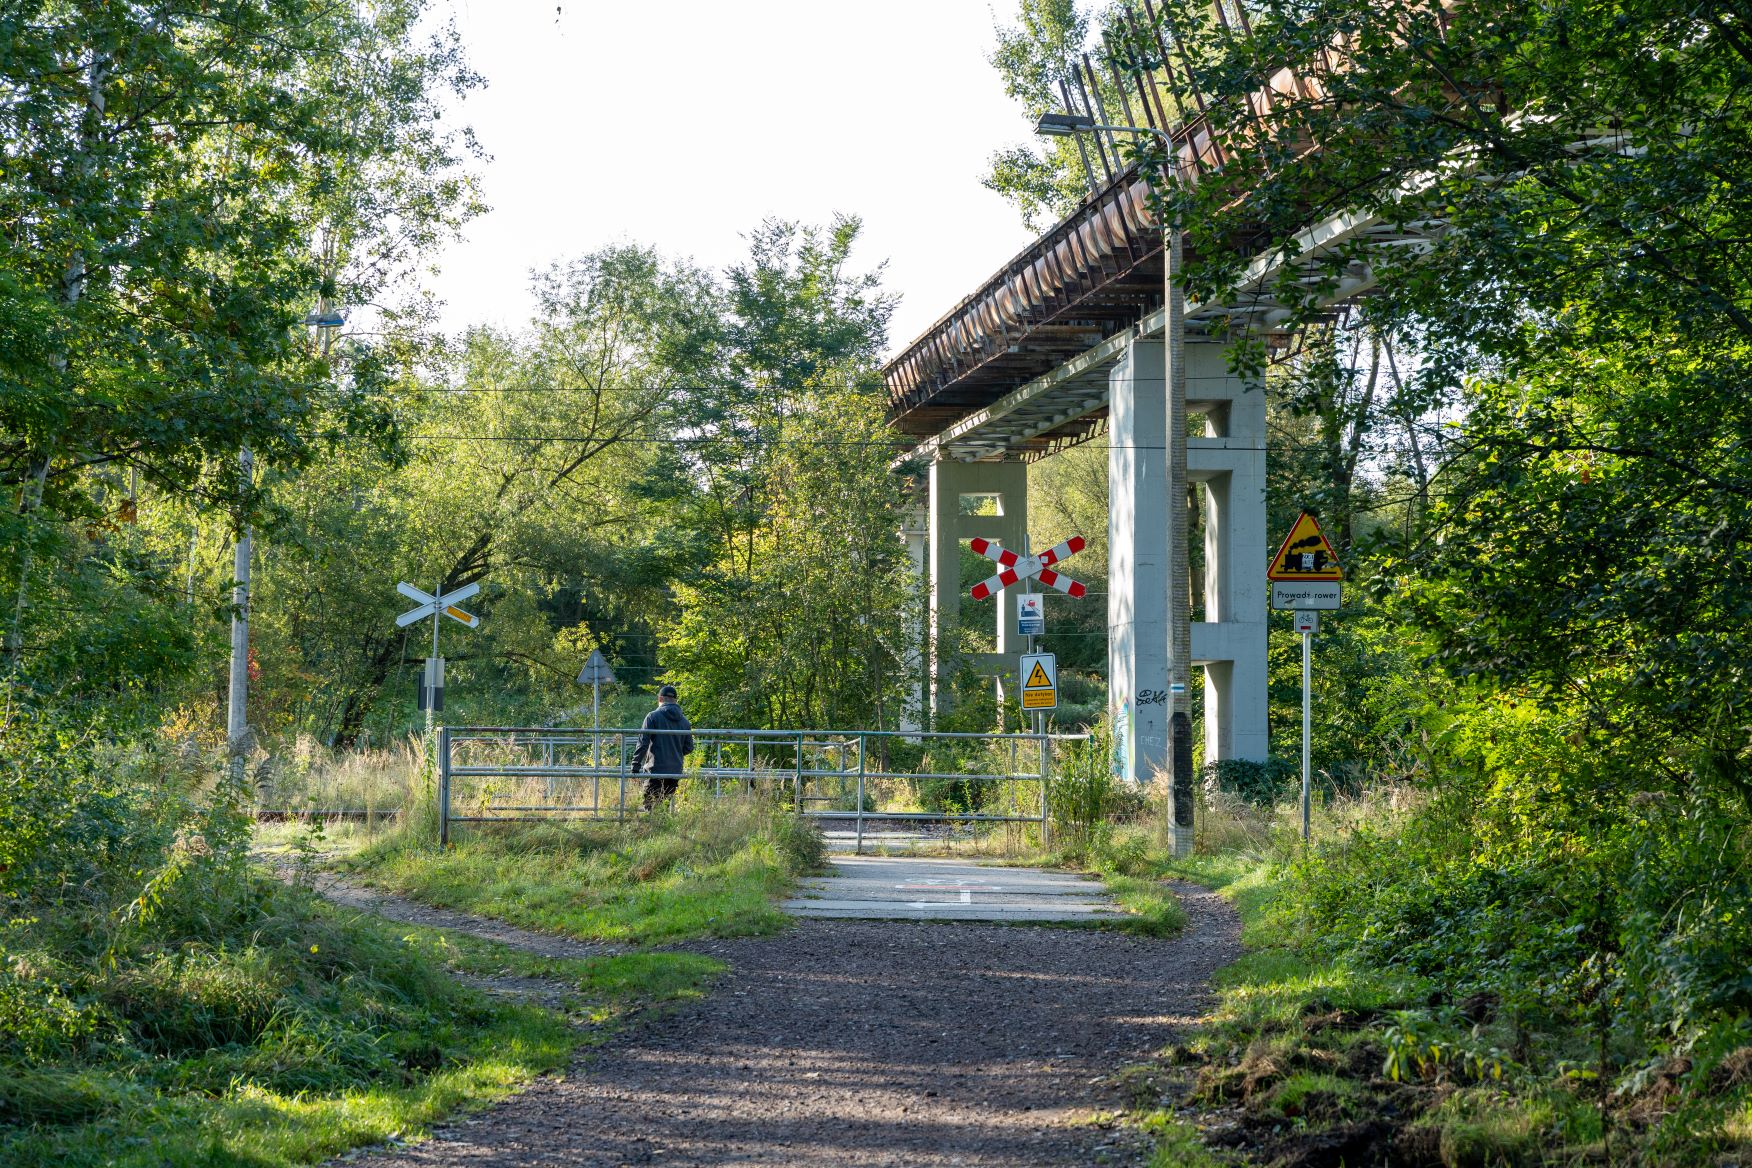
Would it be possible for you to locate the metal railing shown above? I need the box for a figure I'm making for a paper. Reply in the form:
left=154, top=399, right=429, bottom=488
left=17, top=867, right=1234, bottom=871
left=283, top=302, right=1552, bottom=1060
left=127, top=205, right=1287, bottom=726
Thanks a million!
left=436, top=725, right=1088, bottom=853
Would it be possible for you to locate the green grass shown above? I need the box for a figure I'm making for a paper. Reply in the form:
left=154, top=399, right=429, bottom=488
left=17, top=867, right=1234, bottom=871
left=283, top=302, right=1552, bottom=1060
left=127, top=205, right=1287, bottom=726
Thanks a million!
left=1112, top=834, right=1752, bottom=1168
left=1135, top=1109, right=1230, bottom=1168
left=0, top=873, right=722, bottom=1168
left=345, top=795, right=822, bottom=944
left=3, top=1004, right=574, bottom=1168
left=1085, top=868, right=1188, bottom=936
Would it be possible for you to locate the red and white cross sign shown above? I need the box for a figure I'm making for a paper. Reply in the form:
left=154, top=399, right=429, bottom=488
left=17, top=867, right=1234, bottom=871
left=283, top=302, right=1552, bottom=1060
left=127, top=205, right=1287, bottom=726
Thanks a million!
left=967, top=535, right=1087, bottom=601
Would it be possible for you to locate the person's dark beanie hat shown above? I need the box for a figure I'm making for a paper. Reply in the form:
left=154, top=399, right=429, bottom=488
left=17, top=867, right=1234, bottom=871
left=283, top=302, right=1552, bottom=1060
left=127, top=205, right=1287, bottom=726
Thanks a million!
left=658, top=684, right=678, bottom=699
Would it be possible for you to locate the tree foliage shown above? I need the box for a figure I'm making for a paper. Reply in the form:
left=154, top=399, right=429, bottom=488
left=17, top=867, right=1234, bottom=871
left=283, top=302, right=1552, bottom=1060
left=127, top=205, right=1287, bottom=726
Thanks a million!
left=657, top=218, right=915, bottom=730
left=1129, top=0, right=1752, bottom=1102
left=0, top=0, right=481, bottom=694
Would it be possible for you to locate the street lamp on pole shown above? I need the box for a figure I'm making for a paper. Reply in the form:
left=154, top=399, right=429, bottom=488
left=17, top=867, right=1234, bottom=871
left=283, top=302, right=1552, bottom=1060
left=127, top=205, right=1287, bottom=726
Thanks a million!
left=1035, top=110, right=1195, bottom=856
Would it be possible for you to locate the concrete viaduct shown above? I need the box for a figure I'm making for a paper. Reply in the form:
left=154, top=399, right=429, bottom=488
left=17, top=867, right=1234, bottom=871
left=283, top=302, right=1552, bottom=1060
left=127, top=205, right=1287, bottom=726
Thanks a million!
left=881, top=63, right=1435, bottom=787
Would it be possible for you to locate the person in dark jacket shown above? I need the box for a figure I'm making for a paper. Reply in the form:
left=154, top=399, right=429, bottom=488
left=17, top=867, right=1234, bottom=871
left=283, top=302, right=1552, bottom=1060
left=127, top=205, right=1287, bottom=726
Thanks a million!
left=631, top=684, right=694, bottom=809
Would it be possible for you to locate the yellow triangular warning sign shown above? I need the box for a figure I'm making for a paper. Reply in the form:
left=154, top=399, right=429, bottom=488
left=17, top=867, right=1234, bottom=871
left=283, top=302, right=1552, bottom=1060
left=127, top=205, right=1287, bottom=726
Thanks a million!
left=1267, top=512, right=1343, bottom=581
left=1025, top=661, right=1053, bottom=688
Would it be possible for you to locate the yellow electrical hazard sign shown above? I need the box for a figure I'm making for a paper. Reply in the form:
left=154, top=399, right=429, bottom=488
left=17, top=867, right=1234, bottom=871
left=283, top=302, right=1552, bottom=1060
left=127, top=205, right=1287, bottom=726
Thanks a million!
left=1267, top=511, right=1344, bottom=581
left=1020, top=652, right=1058, bottom=711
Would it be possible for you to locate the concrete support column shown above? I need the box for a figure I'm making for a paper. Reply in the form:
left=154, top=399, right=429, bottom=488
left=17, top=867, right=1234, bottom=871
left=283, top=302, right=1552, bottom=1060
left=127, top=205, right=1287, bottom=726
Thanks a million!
left=927, top=457, right=1029, bottom=716
left=899, top=504, right=929, bottom=732
left=1187, top=342, right=1269, bottom=764
left=1108, top=337, right=1170, bottom=785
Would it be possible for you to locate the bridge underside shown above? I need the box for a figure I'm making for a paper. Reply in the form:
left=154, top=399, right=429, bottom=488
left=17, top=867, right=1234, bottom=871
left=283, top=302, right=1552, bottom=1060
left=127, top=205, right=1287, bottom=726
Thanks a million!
left=893, top=178, right=1425, bottom=464
left=887, top=161, right=1437, bottom=783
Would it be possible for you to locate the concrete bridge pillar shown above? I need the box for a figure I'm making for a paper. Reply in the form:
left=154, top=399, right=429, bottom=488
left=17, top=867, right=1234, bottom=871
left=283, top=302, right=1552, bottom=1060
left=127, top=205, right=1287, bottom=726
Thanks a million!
left=927, top=457, right=1028, bottom=715
left=900, top=504, right=929, bottom=732
left=1108, top=337, right=1269, bottom=786
left=1187, top=341, right=1269, bottom=765
left=1108, top=338, right=1171, bottom=785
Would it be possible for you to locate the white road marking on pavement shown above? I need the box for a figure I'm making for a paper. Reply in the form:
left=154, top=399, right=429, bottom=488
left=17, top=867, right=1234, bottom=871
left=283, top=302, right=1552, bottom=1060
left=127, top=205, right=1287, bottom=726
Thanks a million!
left=788, top=856, right=1123, bottom=922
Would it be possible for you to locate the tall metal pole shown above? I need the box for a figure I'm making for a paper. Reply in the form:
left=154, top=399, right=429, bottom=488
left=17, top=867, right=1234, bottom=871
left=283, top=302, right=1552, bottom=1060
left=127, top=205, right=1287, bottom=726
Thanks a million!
left=226, top=447, right=253, bottom=787
left=1161, top=142, right=1195, bottom=858
left=1036, top=116, right=1194, bottom=853
left=1301, top=627, right=1313, bottom=842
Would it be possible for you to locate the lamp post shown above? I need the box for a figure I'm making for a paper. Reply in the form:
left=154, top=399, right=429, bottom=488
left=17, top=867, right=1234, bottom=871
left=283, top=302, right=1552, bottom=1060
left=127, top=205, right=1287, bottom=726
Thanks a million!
left=1036, top=111, right=1194, bottom=856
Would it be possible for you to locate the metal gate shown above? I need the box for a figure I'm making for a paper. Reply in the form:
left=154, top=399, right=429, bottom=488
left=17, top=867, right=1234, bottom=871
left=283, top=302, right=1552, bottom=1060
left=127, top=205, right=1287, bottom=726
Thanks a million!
left=436, top=725, right=1088, bottom=852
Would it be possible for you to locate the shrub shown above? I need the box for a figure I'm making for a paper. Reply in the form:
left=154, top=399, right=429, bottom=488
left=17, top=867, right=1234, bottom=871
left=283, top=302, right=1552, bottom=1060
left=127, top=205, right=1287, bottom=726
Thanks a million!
left=1050, top=718, right=1121, bottom=852
left=104, top=950, right=283, bottom=1055
left=1203, top=757, right=1298, bottom=807
left=764, top=810, right=826, bottom=874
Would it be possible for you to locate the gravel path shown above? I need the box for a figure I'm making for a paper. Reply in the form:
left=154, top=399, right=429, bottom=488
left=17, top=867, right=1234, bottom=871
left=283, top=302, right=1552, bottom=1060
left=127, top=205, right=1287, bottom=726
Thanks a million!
left=340, top=879, right=1240, bottom=1168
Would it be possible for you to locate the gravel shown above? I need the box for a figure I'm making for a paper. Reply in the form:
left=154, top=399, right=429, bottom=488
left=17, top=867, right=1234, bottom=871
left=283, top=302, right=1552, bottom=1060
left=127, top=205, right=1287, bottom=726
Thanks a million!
left=339, top=879, right=1240, bottom=1168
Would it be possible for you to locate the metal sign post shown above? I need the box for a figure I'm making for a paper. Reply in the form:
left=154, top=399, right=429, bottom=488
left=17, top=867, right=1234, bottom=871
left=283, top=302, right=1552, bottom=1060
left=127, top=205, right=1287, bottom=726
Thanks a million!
left=1015, top=539, right=1045, bottom=737
left=395, top=581, right=481, bottom=738
left=968, top=530, right=1085, bottom=719
left=1018, top=539, right=1047, bottom=800
left=1269, top=514, right=1342, bottom=841
left=577, top=649, right=616, bottom=768
left=1268, top=511, right=1344, bottom=611
left=1294, top=609, right=1318, bottom=841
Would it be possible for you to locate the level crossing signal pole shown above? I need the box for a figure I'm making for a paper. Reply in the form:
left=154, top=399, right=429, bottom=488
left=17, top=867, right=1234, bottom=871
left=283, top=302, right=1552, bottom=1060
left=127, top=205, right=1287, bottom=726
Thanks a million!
left=427, top=581, right=439, bottom=738
left=967, top=532, right=1084, bottom=842
left=1024, top=544, right=1050, bottom=841
left=395, top=580, right=481, bottom=744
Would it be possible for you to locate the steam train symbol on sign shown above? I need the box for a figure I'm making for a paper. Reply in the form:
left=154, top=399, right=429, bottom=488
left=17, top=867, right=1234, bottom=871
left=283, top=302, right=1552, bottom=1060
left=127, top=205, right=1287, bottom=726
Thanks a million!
left=1284, top=535, right=1334, bottom=575
left=1267, top=513, right=1343, bottom=582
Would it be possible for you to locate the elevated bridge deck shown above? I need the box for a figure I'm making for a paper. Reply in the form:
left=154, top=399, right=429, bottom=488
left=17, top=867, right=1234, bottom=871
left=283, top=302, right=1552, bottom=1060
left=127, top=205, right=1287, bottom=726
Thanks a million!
left=883, top=2, right=1463, bottom=799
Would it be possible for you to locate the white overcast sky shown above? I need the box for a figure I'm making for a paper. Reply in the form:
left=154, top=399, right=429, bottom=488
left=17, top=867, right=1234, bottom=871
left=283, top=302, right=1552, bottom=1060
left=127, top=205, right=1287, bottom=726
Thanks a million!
left=426, top=0, right=1045, bottom=359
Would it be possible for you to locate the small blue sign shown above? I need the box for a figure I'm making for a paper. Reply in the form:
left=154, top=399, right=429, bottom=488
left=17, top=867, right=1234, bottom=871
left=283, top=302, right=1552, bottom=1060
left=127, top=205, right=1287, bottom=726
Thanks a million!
left=1016, top=593, right=1045, bottom=636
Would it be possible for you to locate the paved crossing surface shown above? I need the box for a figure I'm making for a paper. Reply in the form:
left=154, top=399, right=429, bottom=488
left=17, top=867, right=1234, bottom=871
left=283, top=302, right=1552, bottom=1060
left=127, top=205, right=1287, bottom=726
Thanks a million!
left=783, top=855, right=1122, bottom=922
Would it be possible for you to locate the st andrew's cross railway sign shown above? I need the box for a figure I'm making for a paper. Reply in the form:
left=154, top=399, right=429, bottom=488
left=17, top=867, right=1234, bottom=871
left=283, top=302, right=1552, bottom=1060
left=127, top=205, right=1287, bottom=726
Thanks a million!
left=396, top=581, right=481, bottom=629
left=396, top=581, right=480, bottom=732
left=1267, top=512, right=1344, bottom=610
left=967, top=536, right=1087, bottom=601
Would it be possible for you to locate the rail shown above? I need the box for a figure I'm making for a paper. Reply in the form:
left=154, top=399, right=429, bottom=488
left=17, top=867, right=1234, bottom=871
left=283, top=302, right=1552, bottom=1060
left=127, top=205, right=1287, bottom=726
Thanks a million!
left=436, top=725, right=1089, bottom=854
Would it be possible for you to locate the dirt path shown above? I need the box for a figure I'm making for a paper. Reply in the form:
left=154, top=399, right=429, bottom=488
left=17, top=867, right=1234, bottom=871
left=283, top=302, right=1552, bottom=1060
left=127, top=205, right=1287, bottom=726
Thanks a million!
left=289, top=865, right=626, bottom=960
left=333, top=878, right=1240, bottom=1168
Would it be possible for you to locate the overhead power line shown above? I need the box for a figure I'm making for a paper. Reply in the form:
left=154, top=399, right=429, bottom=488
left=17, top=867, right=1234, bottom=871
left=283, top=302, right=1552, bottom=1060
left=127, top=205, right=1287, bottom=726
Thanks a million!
left=397, top=432, right=916, bottom=446
left=392, top=433, right=1261, bottom=452
left=417, top=375, right=1191, bottom=394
